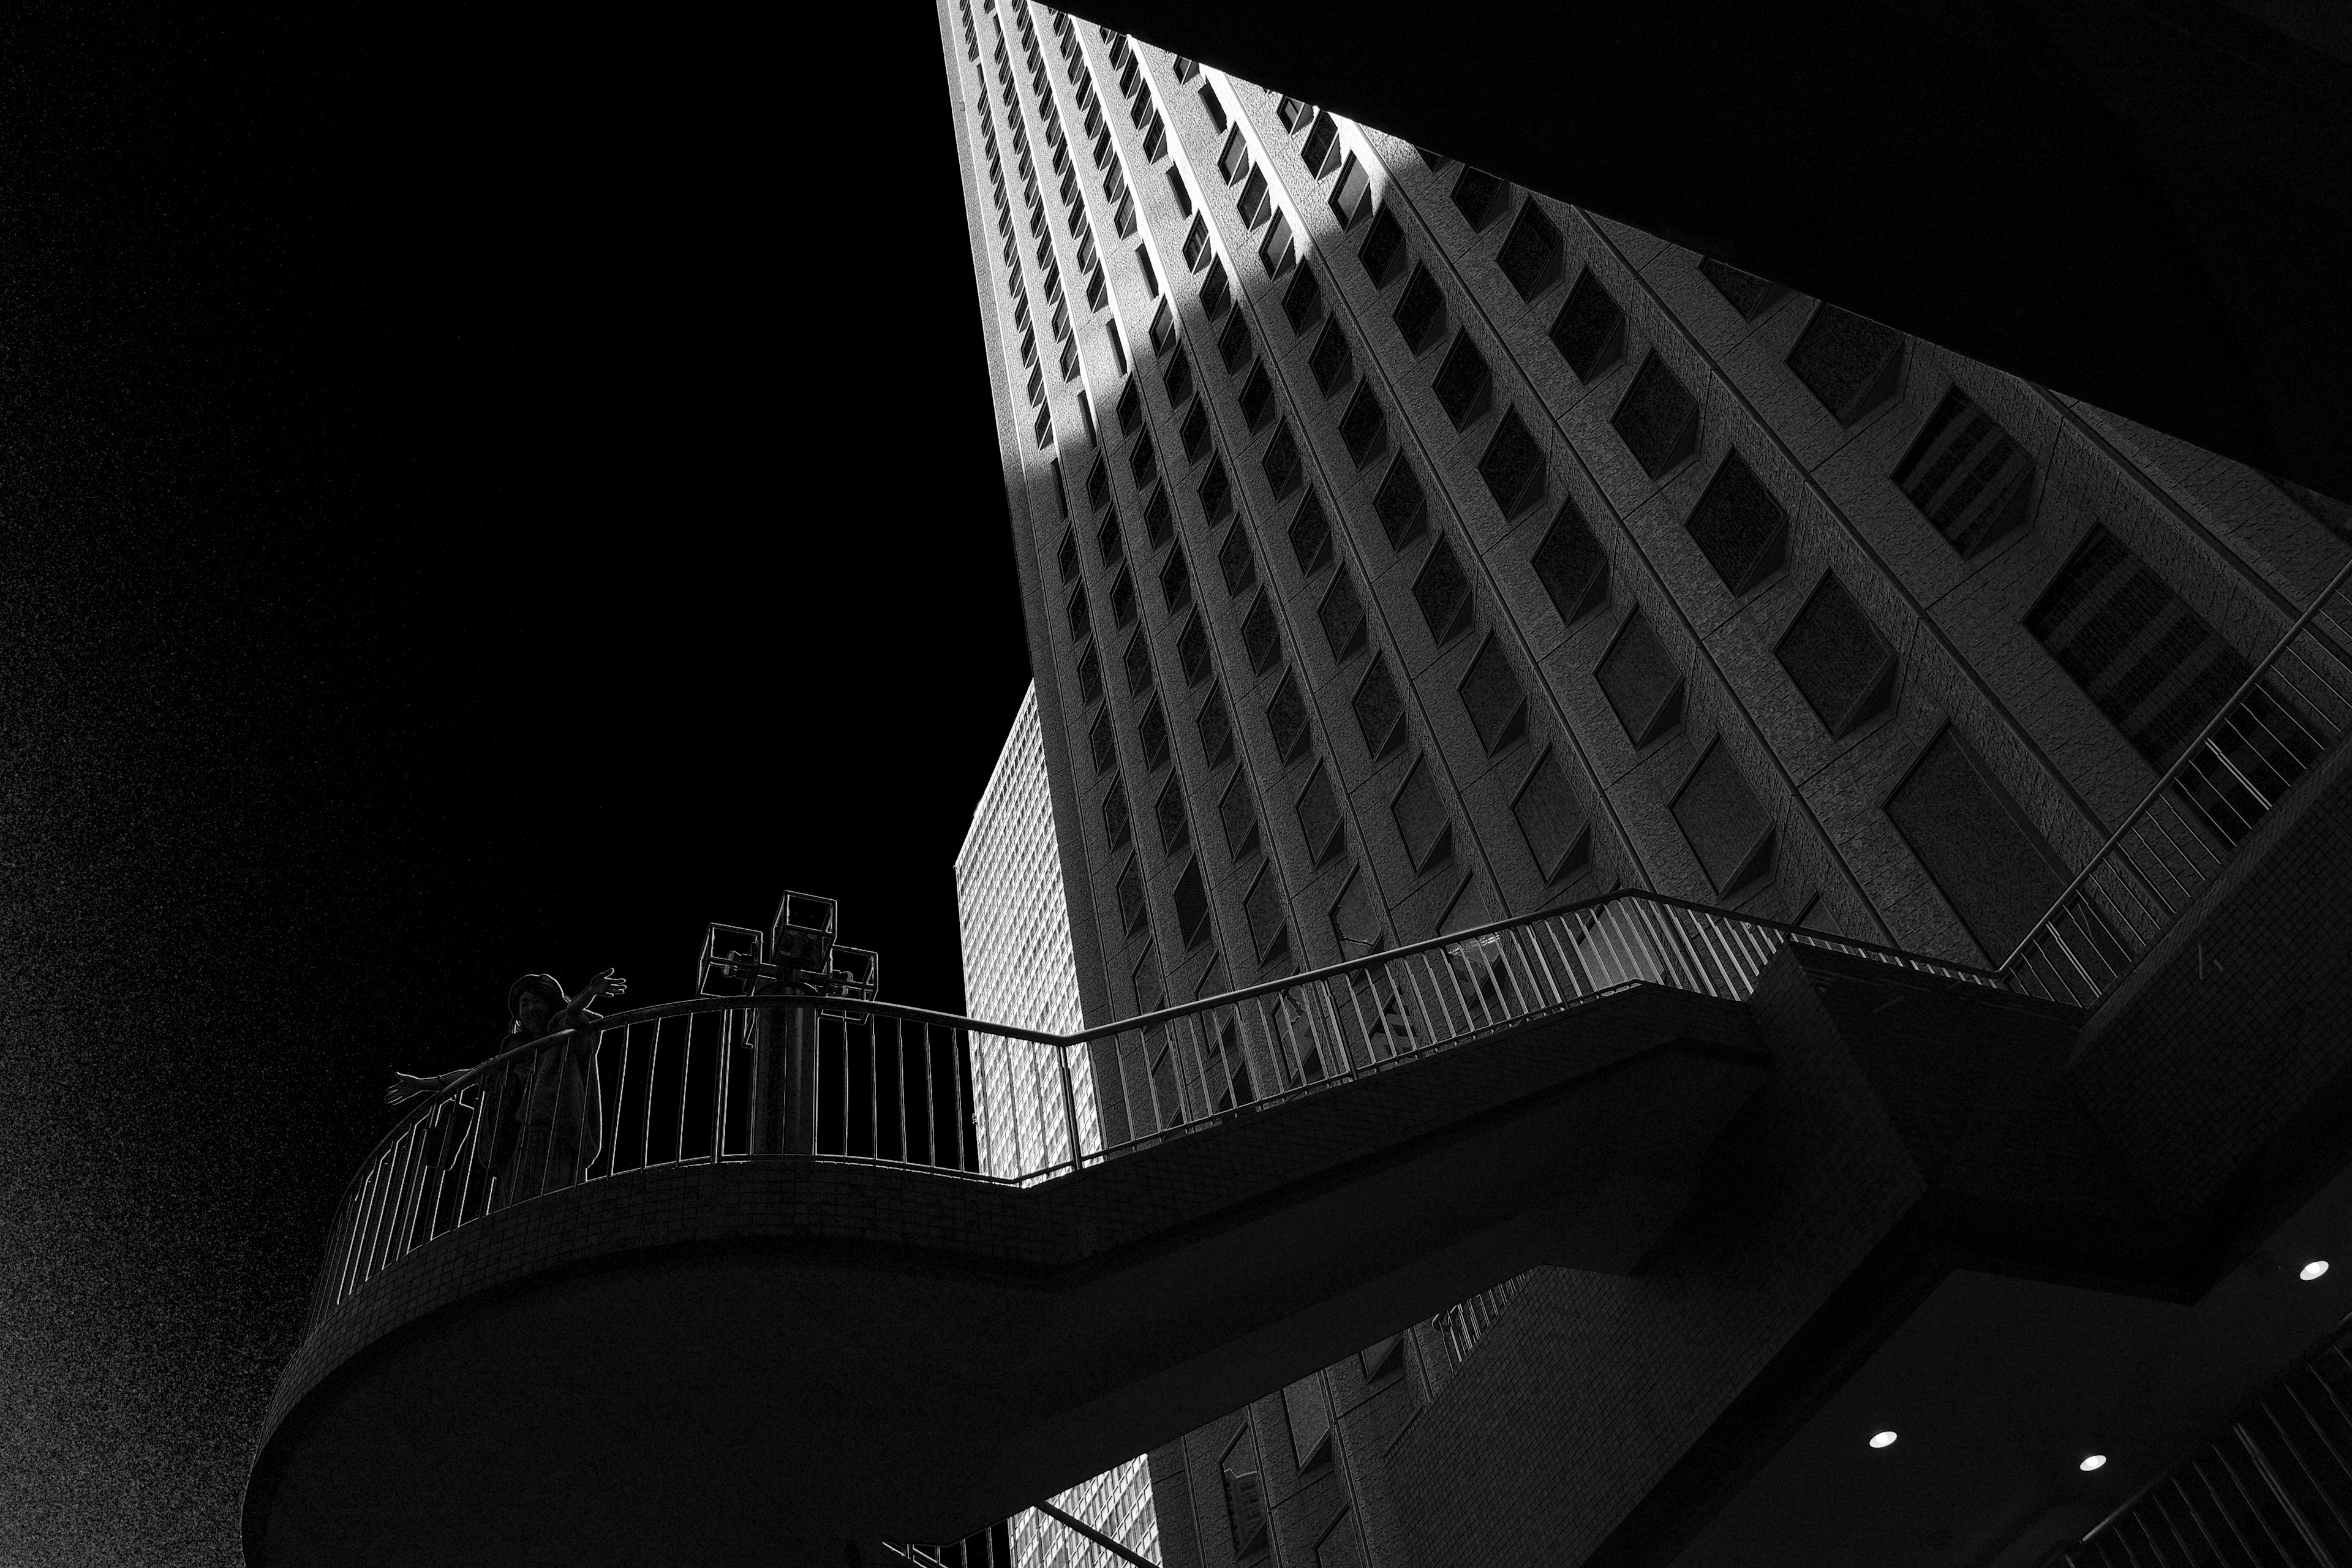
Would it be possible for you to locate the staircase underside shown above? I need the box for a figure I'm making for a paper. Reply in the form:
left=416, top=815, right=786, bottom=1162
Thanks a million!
left=245, top=984, right=1766, bottom=1567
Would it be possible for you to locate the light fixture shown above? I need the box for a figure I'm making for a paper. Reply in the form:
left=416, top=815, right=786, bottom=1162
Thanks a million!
left=2080, top=1454, right=2108, bottom=1472
left=1869, top=1431, right=1898, bottom=1449
left=2302, top=1260, right=2331, bottom=1281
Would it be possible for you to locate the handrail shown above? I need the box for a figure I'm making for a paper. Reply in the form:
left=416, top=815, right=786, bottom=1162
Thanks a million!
left=1999, top=552, right=2352, bottom=971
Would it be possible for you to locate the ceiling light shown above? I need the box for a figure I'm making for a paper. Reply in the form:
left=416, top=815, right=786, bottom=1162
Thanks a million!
left=2302, top=1260, right=2330, bottom=1281
left=1869, top=1431, right=1898, bottom=1449
left=2080, top=1454, right=2107, bottom=1471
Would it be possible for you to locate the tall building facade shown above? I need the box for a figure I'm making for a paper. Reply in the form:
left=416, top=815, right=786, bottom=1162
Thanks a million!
left=956, top=683, right=1159, bottom=1568
left=935, top=2, right=2352, bottom=1563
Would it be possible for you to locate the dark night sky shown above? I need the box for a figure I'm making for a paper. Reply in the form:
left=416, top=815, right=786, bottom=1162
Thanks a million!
left=1, top=6, right=1028, bottom=1561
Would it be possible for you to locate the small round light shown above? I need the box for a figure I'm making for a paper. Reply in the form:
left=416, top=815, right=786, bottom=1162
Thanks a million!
left=1869, top=1431, right=1898, bottom=1449
left=2302, top=1260, right=2331, bottom=1281
left=2080, top=1454, right=2108, bottom=1472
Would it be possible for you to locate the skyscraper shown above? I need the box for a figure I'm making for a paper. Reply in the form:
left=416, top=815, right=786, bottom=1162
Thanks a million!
left=958, top=683, right=1161, bottom=1568
left=936, top=1, right=2352, bottom=1564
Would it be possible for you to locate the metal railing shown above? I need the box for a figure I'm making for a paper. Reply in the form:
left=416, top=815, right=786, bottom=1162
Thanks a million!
left=309, top=892, right=1997, bottom=1324
left=2004, top=558, right=2352, bottom=1007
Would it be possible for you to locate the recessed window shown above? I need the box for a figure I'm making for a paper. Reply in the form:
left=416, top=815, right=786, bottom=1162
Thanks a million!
left=1116, top=859, right=1148, bottom=935
left=1458, top=635, right=1528, bottom=752
left=1684, top=451, right=1789, bottom=596
left=1199, top=81, right=1228, bottom=133
left=1180, top=400, right=1212, bottom=462
left=1159, top=544, right=1192, bottom=611
left=1129, top=429, right=1159, bottom=490
left=1295, top=763, right=1346, bottom=865
left=1317, top=567, right=1368, bottom=660
left=1166, top=165, right=1193, bottom=217
left=1894, top=386, right=2035, bottom=557
left=1340, top=385, right=1389, bottom=467
left=1611, top=352, right=1701, bottom=480
left=1787, top=305, right=1904, bottom=426
left=1266, top=669, right=1311, bottom=761
left=1067, top=584, right=1093, bottom=644
left=1393, top=263, right=1447, bottom=353
left=1197, top=685, right=1234, bottom=765
left=1177, top=614, right=1212, bottom=685
left=1156, top=777, right=1191, bottom=854
left=1329, top=152, right=1371, bottom=227
left=1219, top=771, right=1261, bottom=859
left=1102, top=777, right=1133, bottom=849
left=1432, top=331, right=1493, bottom=430
left=1057, top=529, right=1081, bottom=582
left=1097, top=512, right=1125, bottom=567
left=1243, top=866, right=1291, bottom=966
left=1513, top=749, right=1591, bottom=882
left=1198, top=457, right=1232, bottom=523
left=1309, top=320, right=1355, bottom=396
left=1697, top=257, right=1787, bottom=320
left=1596, top=608, right=1684, bottom=747
left=1218, top=125, right=1251, bottom=186
left=1777, top=573, right=1898, bottom=737
left=1479, top=407, right=1548, bottom=519
left=1110, top=567, right=1137, bottom=627
left=1218, top=309, right=1254, bottom=374
left=1182, top=216, right=1212, bottom=272
left=1885, top=726, right=2068, bottom=963
left=1087, top=456, right=1112, bottom=510
left=1550, top=270, right=1627, bottom=382
left=1283, top=265, right=1323, bottom=334
left=1219, top=526, right=1259, bottom=597
left=1238, top=166, right=1270, bottom=228
left=1359, top=205, right=1407, bottom=285
left=1494, top=200, right=1563, bottom=300
left=1138, top=697, right=1170, bottom=770
left=1240, top=590, right=1281, bottom=672
left=1449, top=166, right=1509, bottom=230
left=1261, top=423, right=1302, bottom=497
left=1172, top=860, right=1211, bottom=948
left=1136, top=244, right=1159, bottom=299
left=1089, top=712, right=1117, bottom=773
left=1121, top=630, right=1152, bottom=695
left=1373, top=456, right=1428, bottom=548
left=1202, top=257, right=1232, bottom=320
left=1163, top=348, right=1195, bottom=409
left=1238, top=364, right=1275, bottom=430
left=1532, top=497, right=1610, bottom=624
left=1289, top=490, right=1333, bottom=573
left=1148, top=299, right=1177, bottom=357
left=1353, top=655, right=1406, bottom=757
left=1672, top=741, right=1774, bottom=894
left=1412, top=537, right=1474, bottom=645
left=1077, top=644, right=1103, bottom=706
left=1328, top=867, right=1387, bottom=959
left=1302, top=111, right=1339, bottom=176
left=1390, top=758, right=1455, bottom=872
left=1276, top=95, right=1310, bottom=132
left=1257, top=209, right=1295, bottom=278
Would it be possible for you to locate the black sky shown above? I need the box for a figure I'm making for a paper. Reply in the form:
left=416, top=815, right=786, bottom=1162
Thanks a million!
left=1, top=5, right=1028, bottom=1560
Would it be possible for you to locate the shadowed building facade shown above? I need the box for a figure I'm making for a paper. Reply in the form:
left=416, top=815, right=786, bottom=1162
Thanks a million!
left=936, top=1, right=2352, bottom=1564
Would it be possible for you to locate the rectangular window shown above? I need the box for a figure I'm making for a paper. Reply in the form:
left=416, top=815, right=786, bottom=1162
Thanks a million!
left=1611, top=352, right=1701, bottom=480
left=1068, top=584, right=1093, bottom=644
left=1057, top=529, right=1080, bottom=582
left=1302, top=111, right=1340, bottom=176
left=1532, top=497, right=1610, bottom=624
left=1359, top=204, right=1406, bottom=285
left=1090, top=712, right=1117, bottom=773
left=1097, top=511, right=1125, bottom=566
left=1289, top=489, right=1333, bottom=573
left=1182, top=216, right=1212, bottom=273
left=1172, top=861, right=1212, bottom=948
left=1267, top=669, right=1311, bottom=760
left=1373, top=455, right=1427, bottom=547
left=1160, top=544, right=1192, bottom=611
left=1128, top=429, right=1158, bottom=490
left=1431, top=330, right=1492, bottom=430
left=1116, top=859, right=1149, bottom=935
left=1450, top=166, right=1509, bottom=230
left=1787, top=305, right=1904, bottom=426
left=1352, top=654, right=1406, bottom=757
left=1163, top=347, right=1194, bottom=409
left=1103, top=777, right=1134, bottom=848
left=1479, top=407, right=1548, bottom=519
left=1177, top=614, right=1212, bottom=685
left=1393, top=263, right=1447, bottom=353
left=1329, top=150, right=1370, bottom=225
left=1390, top=758, right=1454, bottom=870
left=1220, top=526, right=1259, bottom=596
left=1495, top=199, right=1562, bottom=300
left=1697, top=257, right=1787, bottom=320
left=1121, top=630, right=1152, bottom=694
left=1512, top=749, right=1591, bottom=881
left=1317, top=567, right=1368, bottom=660
left=1276, top=95, right=1310, bottom=131
left=1200, top=82, right=1229, bottom=134
left=1238, top=364, right=1275, bottom=430
left=1412, top=537, right=1474, bottom=644
left=1142, top=483, right=1174, bottom=546
left=1671, top=741, right=1774, bottom=894
left=1242, top=869, right=1290, bottom=967
left=1166, top=165, right=1193, bottom=217
left=1180, top=399, right=1212, bottom=462
left=1309, top=320, right=1355, bottom=396
left=1777, top=573, right=1898, bottom=737
left=1197, top=685, right=1234, bottom=765
left=1138, top=697, right=1170, bottom=770
left=1340, top=384, right=1389, bottom=467
left=1549, top=268, right=1627, bottom=382
left=1596, top=607, right=1684, bottom=747
left=1893, top=386, right=2035, bottom=557
left=1198, top=457, right=1232, bottom=523
left=1296, top=764, right=1346, bottom=864
left=1218, top=126, right=1251, bottom=185
left=1458, top=635, right=1528, bottom=752
left=1109, top=565, right=1137, bottom=625
left=1885, top=727, right=2068, bottom=963
left=1136, top=244, right=1159, bottom=298
left=1218, top=308, right=1253, bottom=373
left=1077, top=644, right=1103, bottom=706
left=1156, top=777, right=1191, bottom=855
left=1148, top=299, right=1177, bottom=356
left=1240, top=591, right=1281, bottom=672
left=1327, top=867, right=1387, bottom=962
left=1220, top=771, right=1261, bottom=859
left=1258, top=208, right=1295, bottom=277
left=1683, top=451, right=1788, bottom=595
left=1261, top=422, right=1302, bottom=496
left=2026, top=526, right=2258, bottom=767
left=1281, top=266, right=1322, bottom=338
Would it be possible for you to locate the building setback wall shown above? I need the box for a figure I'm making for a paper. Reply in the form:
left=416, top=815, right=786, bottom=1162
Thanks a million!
left=935, top=1, right=2350, bottom=1562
